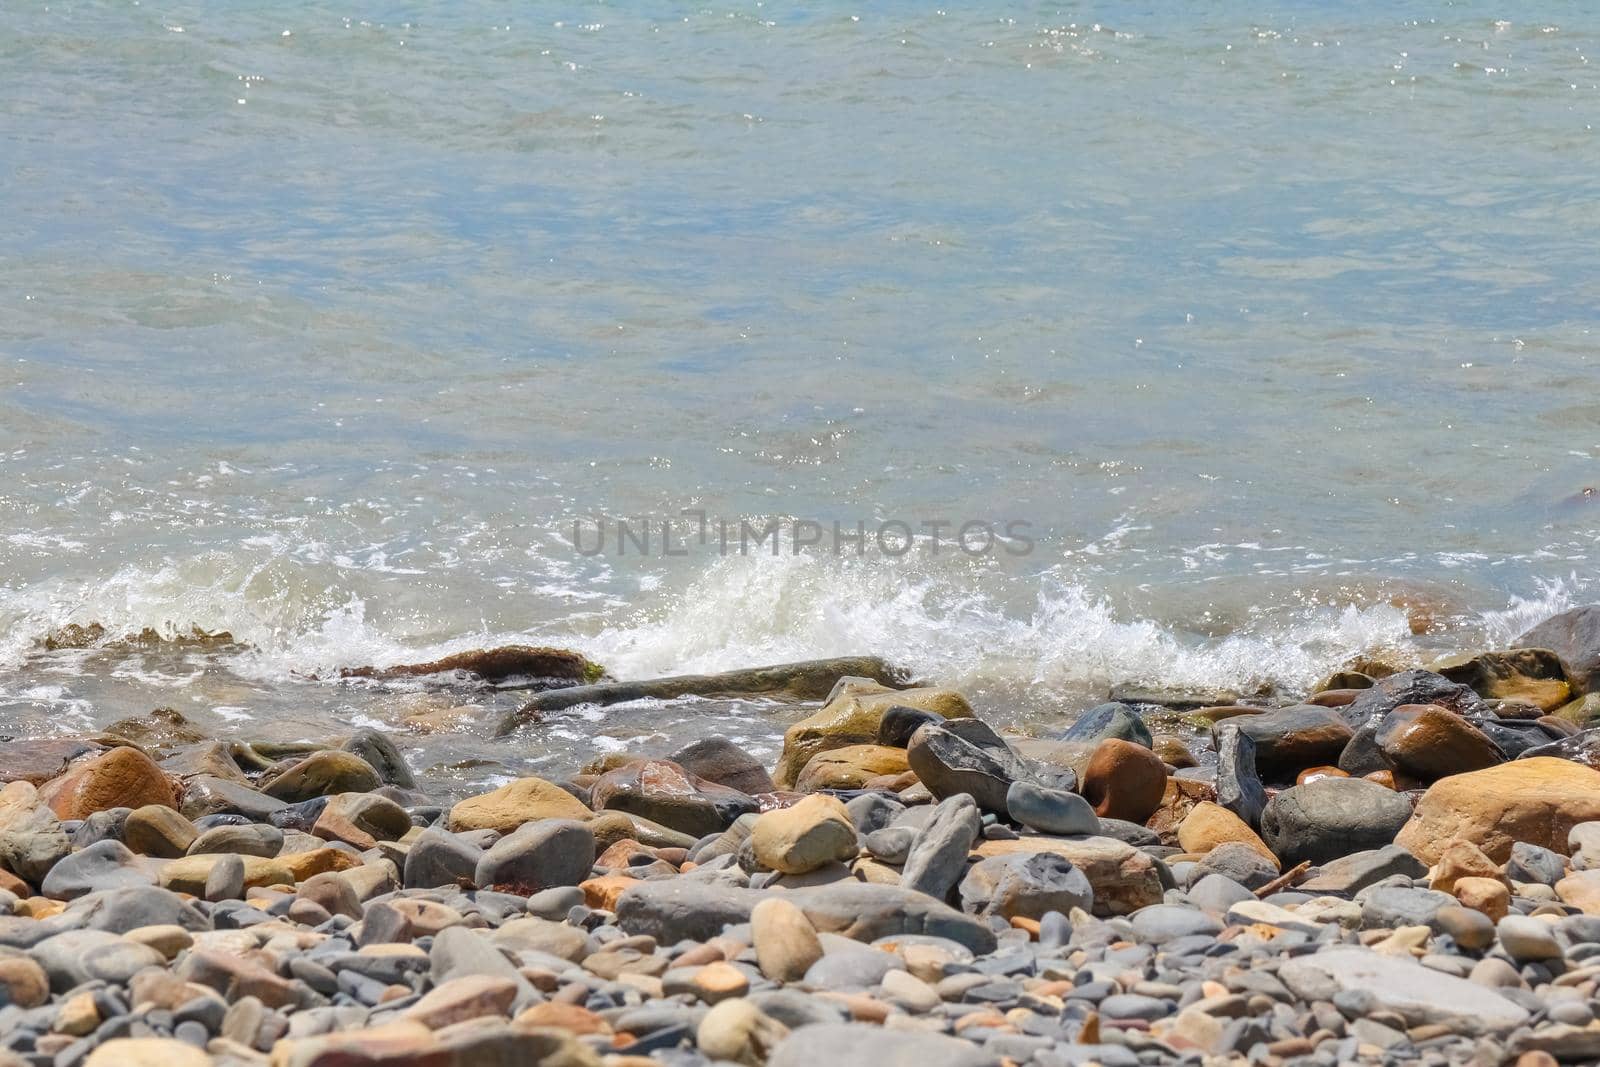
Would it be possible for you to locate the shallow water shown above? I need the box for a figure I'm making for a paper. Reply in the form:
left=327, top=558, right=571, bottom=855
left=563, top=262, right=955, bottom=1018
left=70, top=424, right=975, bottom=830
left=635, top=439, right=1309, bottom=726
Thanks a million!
left=2, top=3, right=1598, bottom=789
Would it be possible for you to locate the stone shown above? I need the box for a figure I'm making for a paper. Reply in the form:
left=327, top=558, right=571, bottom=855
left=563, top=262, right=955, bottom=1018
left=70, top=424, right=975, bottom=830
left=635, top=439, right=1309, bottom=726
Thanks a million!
left=751, top=896, right=823, bottom=981
left=1360, top=885, right=1455, bottom=931
left=1499, top=914, right=1563, bottom=962
left=1261, top=777, right=1413, bottom=866
left=101, top=707, right=208, bottom=747
left=590, top=759, right=756, bottom=837
left=1228, top=705, right=1354, bottom=784
left=1454, top=876, right=1510, bottom=922
left=1395, top=757, right=1600, bottom=864
left=1514, top=606, right=1600, bottom=692
left=1213, top=722, right=1267, bottom=830
left=1079, top=739, right=1167, bottom=824
left=179, top=776, right=287, bottom=821
left=1153, top=736, right=1198, bottom=768
left=404, top=827, right=485, bottom=889
left=765, top=1022, right=997, bottom=1067
left=262, top=750, right=382, bottom=802
left=83, top=1038, right=212, bottom=1067
left=1280, top=947, right=1528, bottom=1033
left=1177, top=802, right=1278, bottom=868
left=0, top=738, right=106, bottom=787
left=750, top=794, right=859, bottom=875
left=403, top=974, right=518, bottom=1028
left=974, top=835, right=1162, bottom=916
left=1375, top=703, right=1505, bottom=781
left=80, top=885, right=207, bottom=933
left=795, top=745, right=909, bottom=791
left=39, top=747, right=177, bottom=820
left=775, top=686, right=973, bottom=788
left=39, top=839, right=155, bottom=900
left=344, top=644, right=594, bottom=683
left=959, top=851, right=1093, bottom=919
left=1059, top=702, right=1153, bottom=748
left=1006, top=779, right=1100, bottom=838
left=670, top=737, right=776, bottom=796
left=1130, top=903, right=1222, bottom=944
left=120, top=804, right=198, bottom=858
left=1299, top=845, right=1427, bottom=894
left=204, top=853, right=246, bottom=901
left=906, top=721, right=1065, bottom=816
left=0, top=956, right=48, bottom=1008
left=1507, top=841, right=1567, bottom=886
left=313, top=791, right=411, bottom=850
left=1437, top=903, right=1496, bottom=950
left=448, top=777, right=592, bottom=834
left=476, top=818, right=595, bottom=891
left=341, top=728, right=417, bottom=789
left=899, top=793, right=981, bottom=900
left=1192, top=841, right=1279, bottom=890
left=698, top=998, right=789, bottom=1066
left=1429, top=838, right=1503, bottom=894
left=1434, top=648, right=1572, bottom=711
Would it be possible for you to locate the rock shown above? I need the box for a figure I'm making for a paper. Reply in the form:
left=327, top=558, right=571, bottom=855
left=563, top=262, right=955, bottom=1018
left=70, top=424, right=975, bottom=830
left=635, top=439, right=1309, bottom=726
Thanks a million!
left=1434, top=648, right=1572, bottom=711
left=1129, top=903, right=1222, bottom=944
left=905, top=720, right=1068, bottom=815
left=1177, top=802, right=1278, bottom=869
left=751, top=897, right=823, bottom=982
left=39, top=839, right=155, bottom=900
left=39, top=747, right=176, bottom=820
left=405, top=827, right=486, bottom=889
left=974, top=836, right=1162, bottom=916
left=1428, top=838, right=1502, bottom=894
left=899, top=793, right=981, bottom=900
left=476, top=819, right=595, bottom=892
left=1228, top=706, right=1354, bottom=784
left=1005, top=780, right=1099, bottom=836
left=1395, top=757, right=1600, bottom=864
left=102, top=707, right=209, bottom=747
left=204, top=853, right=245, bottom=901
left=262, top=750, right=382, bottom=802
left=1497, top=914, right=1563, bottom=963
left=698, top=998, right=789, bottom=1066
left=447, top=777, right=592, bottom=834
left=79, top=885, right=207, bottom=933
left=341, top=729, right=417, bottom=789
left=670, top=737, right=776, bottom=796
left=1192, top=841, right=1279, bottom=890
left=0, top=738, right=106, bottom=786
left=1514, top=606, right=1600, bottom=692
left=1375, top=703, right=1505, bottom=781
left=1280, top=947, right=1528, bottom=1033
left=1079, top=739, right=1167, bottom=824
left=766, top=1022, right=998, bottom=1067
left=877, top=705, right=943, bottom=748
left=959, top=851, right=1093, bottom=919
left=0, top=956, right=48, bottom=1008
left=83, top=1038, right=212, bottom=1067
left=750, top=794, right=859, bottom=875
left=403, top=974, right=519, bottom=1028
left=0, top=798, right=70, bottom=884
left=776, top=685, right=973, bottom=788
left=179, top=776, right=287, bottom=821
left=1437, top=903, right=1496, bottom=950
left=1059, top=703, right=1153, bottom=748
left=342, top=644, right=595, bottom=683
left=1360, top=885, right=1455, bottom=931
left=314, top=791, right=411, bottom=850
left=1260, top=777, right=1413, bottom=866
left=1454, top=876, right=1510, bottom=922
left=1213, top=722, right=1267, bottom=829
left=122, top=804, right=198, bottom=858
left=590, top=759, right=756, bottom=837
left=1153, top=736, right=1198, bottom=768
left=187, top=822, right=283, bottom=858
left=795, top=745, right=909, bottom=791
left=1507, top=841, right=1566, bottom=887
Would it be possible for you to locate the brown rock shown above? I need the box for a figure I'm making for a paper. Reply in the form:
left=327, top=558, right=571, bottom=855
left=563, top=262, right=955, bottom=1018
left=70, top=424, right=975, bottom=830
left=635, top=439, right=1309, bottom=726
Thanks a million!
left=1364, top=770, right=1398, bottom=790
left=774, top=685, right=973, bottom=788
left=794, top=745, right=909, bottom=792
left=974, top=836, right=1163, bottom=916
left=588, top=759, right=755, bottom=838
left=39, top=747, right=177, bottom=820
left=749, top=794, right=858, bottom=875
left=1433, top=648, right=1571, bottom=711
left=750, top=896, right=824, bottom=982
left=262, top=750, right=382, bottom=802
left=1145, top=778, right=1216, bottom=844
left=448, top=777, right=592, bottom=834
left=1176, top=802, right=1279, bottom=869
left=279, top=847, right=361, bottom=882
left=669, top=738, right=776, bottom=796
left=0, top=739, right=106, bottom=787
left=1453, top=877, right=1510, bottom=922
left=1296, top=766, right=1347, bottom=785
left=1079, top=739, right=1167, bottom=824
left=122, top=804, right=197, bottom=858
left=403, top=975, right=518, bottom=1028
left=1152, top=737, right=1197, bottom=770
left=1395, top=757, right=1600, bottom=864
left=313, top=792, right=412, bottom=850
left=580, top=874, right=639, bottom=911
left=1428, top=838, right=1503, bottom=894
left=1229, top=705, right=1355, bottom=783
left=512, top=1002, right=612, bottom=1036
left=101, top=708, right=208, bottom=748
left=339, top=645, right=596, bottom=684
left=0, top=957, right=48, bottom=1009
left=1556, top=870, right=1600, bottom=915
left=1376, top=704, right=1505, bottom=783
left=159, top=854, right=296, bottom=895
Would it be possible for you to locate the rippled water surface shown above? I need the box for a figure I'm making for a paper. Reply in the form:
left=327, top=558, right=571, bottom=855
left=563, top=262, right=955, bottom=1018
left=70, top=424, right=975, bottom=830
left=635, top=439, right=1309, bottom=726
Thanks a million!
left=3, top=2, right=1598, bottom=789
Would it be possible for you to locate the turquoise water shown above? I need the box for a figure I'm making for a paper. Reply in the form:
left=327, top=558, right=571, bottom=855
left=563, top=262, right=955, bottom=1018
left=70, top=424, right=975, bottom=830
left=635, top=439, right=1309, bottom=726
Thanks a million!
left=2, top=3, right=1598, bottom=784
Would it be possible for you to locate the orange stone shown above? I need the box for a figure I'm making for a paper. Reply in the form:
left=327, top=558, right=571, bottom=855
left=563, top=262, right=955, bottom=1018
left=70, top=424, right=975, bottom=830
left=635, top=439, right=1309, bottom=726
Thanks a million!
left=1080, top=739, right=1168, bottom=824
left=40, top=747, right=177, bottom=820
left=581, top=874, right=639, bottom=911
left=1296, top=766, right=1348, bottom=785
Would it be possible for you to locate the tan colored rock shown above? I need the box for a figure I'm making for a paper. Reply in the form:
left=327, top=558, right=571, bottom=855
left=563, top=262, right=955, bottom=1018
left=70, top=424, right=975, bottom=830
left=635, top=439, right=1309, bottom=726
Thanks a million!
left=159, top=854, right=296, bottom=895
left=794, top=745, right=909, bottom=792
left=39, top=747, right=177, bottom=820
left=54, top=992, right=100, bottom=1035
left=84, top=1038, right=211, bottom=1067
left=447, top=777, right=591, bottom=834
left=124, top=925, right=194, bottom=960
left=750, top=896, right=823, bottom=982
left=262, top=750, right=381, bottom=802
left=773, top=686, right=973, bottom=788
left=1432, top=648, right=1571, bottom=712
left=123, top=804, right=198, bottom=858
left=279, top=847, right=360, bottom=882
left=1428, top=838, right=1504, bottom=894
left=1176, top=802, right=1279, bottom=869
left=511, top=1001, right=612, bottom=1036
left=1555, top=870, right=1600, bottom=915
left=1454, top=877, right=1510, bottom=922
left=0, top=957, right=48, bottom=1009
left=749, top=794, right=858, bottom=875
left=697, top=998, right=789, bottom=1066
left=975, top=835, right=1163, bottom=916
left=1394, top=758, right=1600, bottom=864
left=403, top=975, right=518, bottom=1028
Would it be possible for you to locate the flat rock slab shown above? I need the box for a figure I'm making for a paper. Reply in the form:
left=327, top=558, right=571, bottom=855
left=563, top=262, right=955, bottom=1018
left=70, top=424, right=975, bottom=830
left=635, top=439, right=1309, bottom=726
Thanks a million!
left=1280, top=947, right=1529, bottom=1034
left=767, top=1023, right=1001, bottom=1067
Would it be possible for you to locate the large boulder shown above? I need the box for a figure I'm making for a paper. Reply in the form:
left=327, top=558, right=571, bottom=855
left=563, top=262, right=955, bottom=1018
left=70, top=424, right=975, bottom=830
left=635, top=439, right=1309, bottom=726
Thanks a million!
left=774, top=685, right=973, bottom=788
left=1374, top=704, right=1505, bottom=783
left=794, top=745, right=908, bottom=792
left=1432, top=648, right=1571, bottom=711
left=1227, top=706, right=1353, bottom=784
left=447, top=777, right=592, bottom=834
left=588, top=759, right=756, bottom=838
left=1395, top=757, right=1600, bottom=864
left=906, top=720, right=1069, bottom=816
left=1260, top=777, right=1413, bottom=866
left=1515, top=606, right=1600, bottom=693
left=39, top=747, right=178, bottom=820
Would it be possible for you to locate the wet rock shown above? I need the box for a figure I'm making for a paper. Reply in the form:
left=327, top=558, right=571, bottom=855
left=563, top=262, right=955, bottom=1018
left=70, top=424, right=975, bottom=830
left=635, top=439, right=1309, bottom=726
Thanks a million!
left=476, top=818, right=594, bottom=892
left=101, top=707, right=207, bottom=748
left=1229, top=706, right=1354, bottom=784
left=1395, top=757, right=1600, bottom=864
left=877, top=705, right=943, bottom=748
left=1059, top=702, right=1153, bottom=748
left=39, top=840, right=155, bottom=900
left=0, top=739, right=106, bottom=787
left=1080, top=739, right=1167, bottom=824
left=312, top=791, right=411, bottom=850
left=39, top=747, right=177, bottom=820
left=340, top=729, right=417, bottom=789
left=1261, top=777, right=1413, bottom=866
left=341, top=644, right=596, bottom=684
left=1520, top=726, right=1600, bottom=769
left=900, top=793, right=981, bottom=900
left=1005, top=780, right=1099, bottom=836
left=1515, top=606, right=1600, bottom=693
left=959, top=851, right=1093, bottom=920
left=179, top=775, right=288, bottom=821
left=1375, top=703, right=1505, bottom=782
left=447, top=776, right=592, bottom=834
left=776, top=684, right=973, bottom=788
left=750, top=794, right=859, bottom=875
left=1434, top=648, right=1572, bottom=711
left=905, top=721, right=1060, bottom=815
left=795, top=745, right=908, bottom=791
left=590, top=758, right=757, bottom=838
left=122, top=804, right=198, bottom=858
left=670, top=737, right=776, bottom=796
left=1213, top=722, right=1267, bottom=829
left=262, top=750, right=382, bottom=802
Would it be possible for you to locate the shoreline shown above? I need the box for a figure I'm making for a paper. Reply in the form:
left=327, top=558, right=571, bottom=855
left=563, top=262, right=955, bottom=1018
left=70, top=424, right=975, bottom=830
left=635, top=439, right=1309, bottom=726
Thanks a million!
left=1, top=609, right=1600, bottom=1064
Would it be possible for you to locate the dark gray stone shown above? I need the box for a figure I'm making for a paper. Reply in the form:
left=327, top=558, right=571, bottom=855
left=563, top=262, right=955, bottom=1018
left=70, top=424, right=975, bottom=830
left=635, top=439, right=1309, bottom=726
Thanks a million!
left=1058, top=703, right=1152, bottom=749
left=900, top=794, right=981, bottom=900
left=403, top=827, right=485, bottom=890
left=474, top=819, right=594, bottom=892
left=1298, top=845, right=1427, bottom=896
left=1507, top=841, right=1566, bottom=887
left=1260, top=778, right=1413, bottom=866
left=1515, top=606, right=1600, bottom=692
left=959, top=852, right=1094, bottom=920
left=1005, top=781, right=1099, bottom=836
left=1214, top=722, right=1267, bottom=830
left=340, top=729, right=417, bottom=790
left=1358, top=886, right=1455, bottom=932
left=39, top=840, right=154, bottom=901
